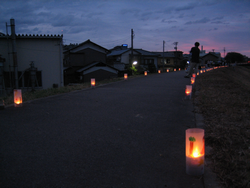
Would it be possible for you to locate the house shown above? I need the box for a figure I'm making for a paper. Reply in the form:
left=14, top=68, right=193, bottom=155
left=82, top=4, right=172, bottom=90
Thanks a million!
left=0, top=32, right=63, bottom=92
left=63, top=39, right=115, bottom=84
left=63, top=39, right=109, bottom=67
left=107, top=45, right=159, bottom=73
left=200, top=52, right=222, bottom=66
left=152, top=51, right=184, bottom=70
left=76, top=61, right=119, bottom=83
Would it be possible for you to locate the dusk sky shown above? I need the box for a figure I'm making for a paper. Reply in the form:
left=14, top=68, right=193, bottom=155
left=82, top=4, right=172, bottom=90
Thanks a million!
left=1, top=0, right=250, bottom=57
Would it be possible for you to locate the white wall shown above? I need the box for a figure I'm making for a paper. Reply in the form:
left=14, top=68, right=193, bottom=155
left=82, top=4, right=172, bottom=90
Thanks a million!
left=0, top=36, right=63, bottom=89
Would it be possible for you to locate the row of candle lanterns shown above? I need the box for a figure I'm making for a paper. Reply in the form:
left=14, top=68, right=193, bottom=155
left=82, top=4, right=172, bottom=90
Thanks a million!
left=13, top=65, right=228, bottom=107
left=159, top=68, right=181, bottom=73
left=12, top=67, right=184, bottom=107
left=183, top=67, right=234, bottom=175
left=184, top=73, right=204, bottom=176
left=185, top=65, right=222, bottom=98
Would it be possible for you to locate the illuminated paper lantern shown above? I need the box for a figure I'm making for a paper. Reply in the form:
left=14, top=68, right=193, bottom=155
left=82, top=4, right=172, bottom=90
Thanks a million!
left=185, top=85, right=192, bottom=97
left=186, top=128, right=205, bottom=176
left=167, top=69, right=169, bottom=72
left=191, top=77, right=195, bottom=84
left=158, top=70, right=161, bottom=73
left=197, top=72, right=199, bottom=76
left=91, top=78, right=95, bottom=87
left=200, top=70, right=203, bottom=74
left=174, top=68, right=176, bottom=71
left=14, top=89, right=22, bottom=107
left=192, top=73, right=196, bottom=78
left=179, top=68, right=181, bottom=71
left=144, top=71, right=147, bottom=76
left=124, top=73, right=128, bottom=80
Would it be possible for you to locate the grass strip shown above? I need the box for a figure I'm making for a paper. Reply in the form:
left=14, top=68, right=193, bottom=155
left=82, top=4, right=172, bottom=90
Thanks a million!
left=194, top=66, right=250, bottom=188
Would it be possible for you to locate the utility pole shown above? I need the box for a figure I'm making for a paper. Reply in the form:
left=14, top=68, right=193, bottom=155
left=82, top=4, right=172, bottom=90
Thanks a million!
left=131, top=29, right=134, bottom=68
left=223, top=47, right=226, bottom=57
left=163, top=40, right=165, bottom=71
left=173, top=42, right=178, bottom=51
left=173, top=42, right=178, bottom=67
left=10, top=18, right=18, bottom=89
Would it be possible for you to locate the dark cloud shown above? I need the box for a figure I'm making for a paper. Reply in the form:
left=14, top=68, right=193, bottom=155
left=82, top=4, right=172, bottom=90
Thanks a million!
left=86, top=12, right=104, bottom=19
left=211, top=21, right=228, bottom=24
left=175, top=3, right=196, bottom=11
left=209, top=28, right=218, bottom=31
left=120, top=8, right=140, bottom=15
left=185, top=17, right=210, bottom=25
left=162, top=19, right=177, bottom=24
left=212, top=16, right=224, bottom=20
left=51, top=14, right=75, bottom=27
left=32, top=27, right=39, bottom=32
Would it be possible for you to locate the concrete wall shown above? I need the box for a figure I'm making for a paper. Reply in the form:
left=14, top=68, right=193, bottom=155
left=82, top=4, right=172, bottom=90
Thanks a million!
left=0, top=36, right=63, bottom=89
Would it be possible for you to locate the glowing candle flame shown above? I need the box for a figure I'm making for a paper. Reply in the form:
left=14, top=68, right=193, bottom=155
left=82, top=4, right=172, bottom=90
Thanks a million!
left=191, top=147, right=201, bottom=158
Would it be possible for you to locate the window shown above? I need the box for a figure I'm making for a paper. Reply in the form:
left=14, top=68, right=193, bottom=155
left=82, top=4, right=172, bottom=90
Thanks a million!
left=144, top=59, right=154, bottom=65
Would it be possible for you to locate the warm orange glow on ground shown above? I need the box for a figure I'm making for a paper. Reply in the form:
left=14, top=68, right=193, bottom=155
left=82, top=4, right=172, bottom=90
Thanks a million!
left=185, top=85, right=192, bottom=96
left=124, top=74, right=128, bottom=79
left=191, top=77, right=195, bottom=84
left=15, top=100, right=21, bottom=104
left=91, top=79, right=95, bottom=86
left=14, top=89, right=22, bottom=106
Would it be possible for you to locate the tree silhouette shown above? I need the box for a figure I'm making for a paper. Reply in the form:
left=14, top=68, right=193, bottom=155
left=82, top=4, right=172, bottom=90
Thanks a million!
left=225, top=52, right=244, bottom=65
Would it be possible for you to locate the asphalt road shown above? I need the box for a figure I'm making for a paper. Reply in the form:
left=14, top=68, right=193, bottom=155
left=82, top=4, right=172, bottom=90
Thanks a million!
left=0, top=71, right=205, bottom=188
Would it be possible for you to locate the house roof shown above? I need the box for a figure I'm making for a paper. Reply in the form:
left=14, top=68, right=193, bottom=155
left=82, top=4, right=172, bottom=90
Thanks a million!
left=107, top=48, right=159, bottom=57
left=134, top=49, right=160, bottom=56
left=0, top=33, right=63, bottom=39
left=67, top=39, right=109, bottom=53
left=201, top=52, right=220, bottom=58
left=76, top=61, right=119, bottom=73
left=107, top=49, right=130, bottom=56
